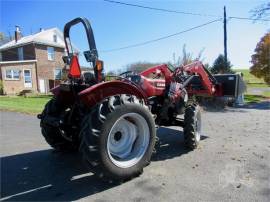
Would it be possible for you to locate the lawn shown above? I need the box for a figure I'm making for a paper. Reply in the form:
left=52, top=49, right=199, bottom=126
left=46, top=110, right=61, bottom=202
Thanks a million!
left=234, top=69, right=270, bottom=102
left=235, top=69, right=269, bottom=87
left=244, top=94, right=269, bottom=103
left=0, top=95, right=51, bottom=114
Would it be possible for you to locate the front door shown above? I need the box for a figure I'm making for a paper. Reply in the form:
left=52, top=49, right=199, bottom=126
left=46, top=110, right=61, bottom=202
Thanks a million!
left=23, top=69, right=32, bottom=88
left=39, top=79, right=46, bottom=93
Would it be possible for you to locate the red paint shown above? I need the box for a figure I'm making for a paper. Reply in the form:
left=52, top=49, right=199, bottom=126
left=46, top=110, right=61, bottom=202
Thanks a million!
left=79, top=80, right=148, bottom=107
left=53, top=61, right=225, bottom=110
left=139, top=77, right=166, bottom=97
left=138, top=62, right=223, bottom=97
left=50, top=85, right=75, bottom=106
left=183, top=61, right=216, bottom=95
left=140, top=64, right=172, bottom=85
left=138, top=64, right=172, bottom=97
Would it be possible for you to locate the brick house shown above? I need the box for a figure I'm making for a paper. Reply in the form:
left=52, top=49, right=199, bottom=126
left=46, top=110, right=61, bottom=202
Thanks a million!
left=0, top=27, right=67, bottom=94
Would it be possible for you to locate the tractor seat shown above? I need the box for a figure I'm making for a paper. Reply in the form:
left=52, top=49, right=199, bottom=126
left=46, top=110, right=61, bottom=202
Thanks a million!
left=83, top=72, right=97, bottom=86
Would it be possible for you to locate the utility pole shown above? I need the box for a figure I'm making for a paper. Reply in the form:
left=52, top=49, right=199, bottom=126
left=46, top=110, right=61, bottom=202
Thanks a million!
left=223, top=6, right=227, bottom=65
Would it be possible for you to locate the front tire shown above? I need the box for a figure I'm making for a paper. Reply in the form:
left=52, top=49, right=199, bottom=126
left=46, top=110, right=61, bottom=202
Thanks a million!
left=79, top=96, right=156, bottom=180
left=184, top=104, right=202, bottom=149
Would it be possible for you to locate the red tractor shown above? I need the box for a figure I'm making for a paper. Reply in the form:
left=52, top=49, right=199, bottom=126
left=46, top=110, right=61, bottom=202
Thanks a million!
left=38, top=17, right=242, bottom=180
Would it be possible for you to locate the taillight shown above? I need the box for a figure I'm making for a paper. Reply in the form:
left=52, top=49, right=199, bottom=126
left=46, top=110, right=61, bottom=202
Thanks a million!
left=95, top=60, right=104, bottom=82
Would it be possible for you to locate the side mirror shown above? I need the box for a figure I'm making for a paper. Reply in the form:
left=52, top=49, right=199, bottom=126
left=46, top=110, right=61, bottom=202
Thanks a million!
left=84, top=50, right=97, bottom=62
left=62, top=56, right=70, bottom=65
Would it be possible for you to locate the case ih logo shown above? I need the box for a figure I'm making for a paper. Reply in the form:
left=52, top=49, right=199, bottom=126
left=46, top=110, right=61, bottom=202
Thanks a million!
left=156, top=83, right=165, bottom=87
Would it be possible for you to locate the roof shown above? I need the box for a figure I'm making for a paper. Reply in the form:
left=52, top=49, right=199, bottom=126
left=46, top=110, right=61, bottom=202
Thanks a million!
left=0, top=28, right=66, bottom=51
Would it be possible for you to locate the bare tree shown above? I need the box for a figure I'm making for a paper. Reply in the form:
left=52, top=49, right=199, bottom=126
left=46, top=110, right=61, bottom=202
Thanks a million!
left=125, top=61, right=160, bottom=73
left=176, top=44, right=205, bottom=66
left=250, top=2, right=270, bottom=21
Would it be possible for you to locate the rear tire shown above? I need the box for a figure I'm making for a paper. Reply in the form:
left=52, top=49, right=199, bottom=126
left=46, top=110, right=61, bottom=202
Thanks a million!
left=40, top=98, right=79, bottom=151
left=184, top=104, right=201, bottom=149
left=79, top=96, right=156, bottom=180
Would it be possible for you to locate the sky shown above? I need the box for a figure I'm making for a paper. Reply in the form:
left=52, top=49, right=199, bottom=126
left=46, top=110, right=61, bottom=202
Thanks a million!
left=1, top=0, right=269, bottom=72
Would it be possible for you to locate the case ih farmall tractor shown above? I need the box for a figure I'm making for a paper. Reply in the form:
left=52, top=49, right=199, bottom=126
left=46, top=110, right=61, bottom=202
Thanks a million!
left=38, top=17, right=242, bottom=180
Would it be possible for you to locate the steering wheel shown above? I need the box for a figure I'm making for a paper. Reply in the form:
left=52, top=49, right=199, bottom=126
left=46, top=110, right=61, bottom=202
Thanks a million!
left=119, top=71, right=134, bottom=78
left=172, top=66, right=184, bottom=82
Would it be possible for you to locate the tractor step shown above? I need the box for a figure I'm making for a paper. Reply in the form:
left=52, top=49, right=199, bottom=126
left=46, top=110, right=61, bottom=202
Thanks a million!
left=37, top=114, right=43, bottom=119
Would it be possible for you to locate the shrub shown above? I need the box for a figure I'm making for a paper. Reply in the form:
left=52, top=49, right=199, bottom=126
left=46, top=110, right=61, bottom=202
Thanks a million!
left=0, top=80, right=4, bottom=95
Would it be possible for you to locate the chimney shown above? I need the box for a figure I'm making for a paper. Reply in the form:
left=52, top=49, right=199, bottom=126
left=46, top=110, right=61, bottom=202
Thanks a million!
left=15, top=26, right=22, bottom=42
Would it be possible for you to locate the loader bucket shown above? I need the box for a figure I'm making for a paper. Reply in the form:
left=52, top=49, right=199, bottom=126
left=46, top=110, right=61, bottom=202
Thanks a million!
left=213, top=74, right=246, bottom=97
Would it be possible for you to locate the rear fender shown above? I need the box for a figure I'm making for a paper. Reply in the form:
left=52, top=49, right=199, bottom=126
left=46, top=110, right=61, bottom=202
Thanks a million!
left=78, top=80, right=147, bottom=108
left=50, top=85, right=75, bottom=106
left=50, top=85, right=61, bottom=96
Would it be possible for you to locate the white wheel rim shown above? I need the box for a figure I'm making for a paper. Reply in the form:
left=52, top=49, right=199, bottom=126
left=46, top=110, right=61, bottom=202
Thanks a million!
left=107, top=113, right=150, bottom=168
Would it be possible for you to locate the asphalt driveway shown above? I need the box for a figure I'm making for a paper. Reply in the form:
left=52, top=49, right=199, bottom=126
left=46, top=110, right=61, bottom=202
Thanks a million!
left=0, top=102, right=270, bottom=201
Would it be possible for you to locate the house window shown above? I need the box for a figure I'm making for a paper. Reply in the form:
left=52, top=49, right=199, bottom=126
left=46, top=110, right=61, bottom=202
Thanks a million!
left=47, top=47, right=55, bottom=60
left=53, top=34, right=57, bottom=43
left=18, top=47, right=23, bottom=60
left=54, top=68, right=62, bottom=80
left=5, top=69, right=20, bottom=80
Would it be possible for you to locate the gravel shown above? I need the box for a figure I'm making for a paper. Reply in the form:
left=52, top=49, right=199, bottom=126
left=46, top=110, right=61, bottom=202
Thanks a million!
left=1, top=102, right=270, bottom=201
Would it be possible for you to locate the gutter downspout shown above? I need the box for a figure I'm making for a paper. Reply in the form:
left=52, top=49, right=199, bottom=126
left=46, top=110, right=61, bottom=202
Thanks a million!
left=33, top=43, right=39, bottom=93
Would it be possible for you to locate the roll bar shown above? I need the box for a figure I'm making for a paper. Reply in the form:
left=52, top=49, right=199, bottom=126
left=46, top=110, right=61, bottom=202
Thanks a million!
left=63, top=17, right=98, bottom=64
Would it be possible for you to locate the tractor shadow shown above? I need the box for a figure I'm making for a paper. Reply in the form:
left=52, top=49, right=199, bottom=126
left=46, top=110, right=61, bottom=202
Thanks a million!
left=1, top=150, right=107, bottom=201
left=1, top=127, right=208, bottom=201
left=152, top=127, right=208, bottom=161
left=1, top=150, right=116, bottom=201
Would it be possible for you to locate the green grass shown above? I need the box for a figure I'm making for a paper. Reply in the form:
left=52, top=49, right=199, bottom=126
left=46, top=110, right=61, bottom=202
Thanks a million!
left=244, top=94, right=269, bottom=103
left=262, top=91, right=270, bottom=97
left=0, top=96, right=51, bottom=114
left=235, top=69, right=268, bottom=86
left=246, top=83, right=269, bottom=88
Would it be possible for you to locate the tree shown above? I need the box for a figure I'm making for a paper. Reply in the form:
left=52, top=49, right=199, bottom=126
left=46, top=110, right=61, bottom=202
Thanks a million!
left=210, top=54, right=234, bottom=74
left=250, top=32, right=270, bottom=84
left=0, top=32, right=14, bottom=46
left=126, top=61, right=159, bottom=73
left=204, top=63, right=211, bottom=70
left=0, top=32, right=4, bottom=41
left=104, top=70, right=116, bottom=81
left=176, top=44, right=205, bottom=66
left=251, top=2, right=270, bottom=21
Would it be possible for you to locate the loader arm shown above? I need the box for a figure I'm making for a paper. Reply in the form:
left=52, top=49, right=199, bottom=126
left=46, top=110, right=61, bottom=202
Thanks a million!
left=183, top=61, right=219, bottom=96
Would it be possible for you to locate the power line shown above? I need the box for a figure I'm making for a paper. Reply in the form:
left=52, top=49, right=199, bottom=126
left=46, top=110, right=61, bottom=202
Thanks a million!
left=229, top=16, right=270, bottom=22
left=100, top=18, right=222, bottom=53
left=103, top=0, right=220, bottom=17
left=104, top=0, right=270, bottom=22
